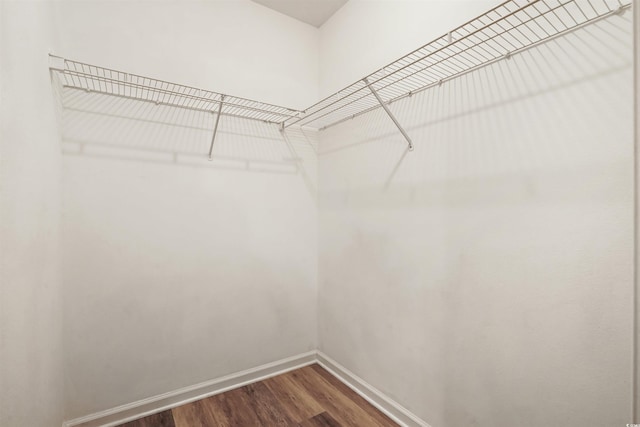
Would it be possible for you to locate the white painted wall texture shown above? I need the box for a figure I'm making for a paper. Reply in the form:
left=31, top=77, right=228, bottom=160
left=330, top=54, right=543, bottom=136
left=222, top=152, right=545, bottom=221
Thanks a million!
left=0, top=1, right=64, bottom=426
left=61, top=115, right=318, bottom=420
left=318, top=3, right=635, bottom=427
left=55, top=0, right=320, bottom=420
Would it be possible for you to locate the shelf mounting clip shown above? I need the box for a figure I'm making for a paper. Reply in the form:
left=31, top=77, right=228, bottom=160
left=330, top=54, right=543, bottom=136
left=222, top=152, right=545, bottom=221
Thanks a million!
left=363, top=78, right=413, bottom=151
left=208, top=95, right=225, bottom=161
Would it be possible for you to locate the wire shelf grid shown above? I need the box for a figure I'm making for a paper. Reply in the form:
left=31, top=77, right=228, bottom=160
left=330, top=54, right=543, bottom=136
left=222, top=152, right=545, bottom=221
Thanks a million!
left=50, top=58, right=303, bottom=124
left=285, top=0, right=631, bottom=130
left=50, top=0, right=631, bottom=142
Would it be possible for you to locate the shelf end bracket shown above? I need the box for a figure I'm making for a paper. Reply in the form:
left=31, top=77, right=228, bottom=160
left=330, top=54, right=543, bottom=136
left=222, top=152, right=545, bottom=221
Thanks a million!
left=363, top=78, right=414, bottom=151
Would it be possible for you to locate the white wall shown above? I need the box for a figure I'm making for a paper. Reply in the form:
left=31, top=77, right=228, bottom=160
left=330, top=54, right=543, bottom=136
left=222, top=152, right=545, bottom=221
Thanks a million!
left=0, top=1, right=64, bottom=426
left=54, top=0, right=319, bottom=109
left=55, top=0, right=320, bottom=421
left=61, top=123, right=318, bottom=419
left=318, top=3, right=634, bottom=427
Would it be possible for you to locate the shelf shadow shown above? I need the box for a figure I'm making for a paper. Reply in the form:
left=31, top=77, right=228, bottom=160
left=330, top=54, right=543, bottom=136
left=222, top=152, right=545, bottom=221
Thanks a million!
left=52, top=78, right=317, bottom=180
left=317, top=11, right=632, bottom=193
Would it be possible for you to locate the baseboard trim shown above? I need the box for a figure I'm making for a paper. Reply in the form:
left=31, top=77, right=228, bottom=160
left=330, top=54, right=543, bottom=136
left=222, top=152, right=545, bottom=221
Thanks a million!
left=63, top=350, right=431, bottom=427
left=316, top=351, right=432, bottom=427
left=63, top=351, right=317, bottom=427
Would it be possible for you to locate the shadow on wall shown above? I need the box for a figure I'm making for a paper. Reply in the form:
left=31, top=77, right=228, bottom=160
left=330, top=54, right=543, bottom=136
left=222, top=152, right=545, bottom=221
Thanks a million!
left=318, top=11, right=633, bottom=427
left=50, top=76, right=318, bottom=194
left=319, top=10, right=633, bottom=206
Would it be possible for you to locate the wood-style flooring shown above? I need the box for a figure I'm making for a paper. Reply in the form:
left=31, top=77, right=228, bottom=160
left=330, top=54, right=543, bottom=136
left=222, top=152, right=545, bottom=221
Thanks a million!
left=118, top=364, right=398, bottom=427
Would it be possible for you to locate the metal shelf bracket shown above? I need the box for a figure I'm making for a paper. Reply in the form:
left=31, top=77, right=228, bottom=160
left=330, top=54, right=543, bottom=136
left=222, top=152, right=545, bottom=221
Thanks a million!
left=363, top=77, right=414, bottom=151
left=208, top=95, right=225, bottom=160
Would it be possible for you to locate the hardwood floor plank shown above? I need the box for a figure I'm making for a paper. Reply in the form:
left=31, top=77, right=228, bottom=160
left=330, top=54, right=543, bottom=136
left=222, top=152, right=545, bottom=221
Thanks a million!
left=196, top=394, right=233, bottom=427
left=118, top=410, right=175, bottom=427
left=241, top=381, right=295, bottom=426
left=309, top=364, right=398, bottom=426
left=298, top=411, right=342, bottom=427
left=288, top=366, right=393, bottom=427
left=116, top=364, right=397, bottom=427
left=172, top=399, right=219, bottom=427
left=263, top=372, right=324, bottom=422
left=209, top=386, right=266, bottom=426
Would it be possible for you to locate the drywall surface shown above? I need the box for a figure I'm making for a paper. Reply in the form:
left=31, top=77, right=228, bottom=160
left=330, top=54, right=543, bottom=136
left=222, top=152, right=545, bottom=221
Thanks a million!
left=54, top=1, right=320, bottom=420
left=318, top=10, right=634, bottom=427
left=319, top=0, right=495, bottom=96
left=53, top=0, right=319, bottom=109
left=0, top=1, right=64, bottom=426
left=60, top=101, right=318, bottom=419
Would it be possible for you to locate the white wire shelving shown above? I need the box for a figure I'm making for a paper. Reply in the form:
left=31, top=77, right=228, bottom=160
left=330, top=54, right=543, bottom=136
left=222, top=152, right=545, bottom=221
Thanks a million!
left=49, top=57, right=304, bottom=159
left=50, top=58, right=302, bottom=124
left=283, top=0, right=632, bottom=150
left=49, top=0, right=632, bottom=157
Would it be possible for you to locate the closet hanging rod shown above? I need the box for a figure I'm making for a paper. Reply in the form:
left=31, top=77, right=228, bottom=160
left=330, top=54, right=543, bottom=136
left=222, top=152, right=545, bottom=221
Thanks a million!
left=49, top=56, right=303, bottom=124
left=283, top=0, right=631, bottom=131
left=57, top=85, right=279, bottom=124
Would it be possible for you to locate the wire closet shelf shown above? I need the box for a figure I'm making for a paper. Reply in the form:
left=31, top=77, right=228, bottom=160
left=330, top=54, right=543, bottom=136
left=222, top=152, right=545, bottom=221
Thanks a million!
left=49, top=58, right=303, bottom=125
left=50, top=0, right=631, bottom=157
left=284, top=0, right=632, bottom=132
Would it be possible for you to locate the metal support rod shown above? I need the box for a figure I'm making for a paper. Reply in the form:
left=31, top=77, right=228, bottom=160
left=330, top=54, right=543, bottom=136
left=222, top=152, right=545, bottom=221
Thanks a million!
left=363, top=78, right=413, bottom=151
left=208, top=95, right=225, bottom=160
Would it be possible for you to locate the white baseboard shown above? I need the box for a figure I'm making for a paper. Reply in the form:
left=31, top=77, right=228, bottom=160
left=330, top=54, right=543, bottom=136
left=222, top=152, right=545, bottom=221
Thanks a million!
left=63, top=351, right=317, bottom=427
left=316, top=351, right=432, bottom=427
left=63, top=350, right=431, bottom=427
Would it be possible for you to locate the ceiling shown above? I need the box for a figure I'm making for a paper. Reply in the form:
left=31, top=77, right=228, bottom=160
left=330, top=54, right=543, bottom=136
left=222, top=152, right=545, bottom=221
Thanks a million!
left=250, top=0, right=348, bottom=28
